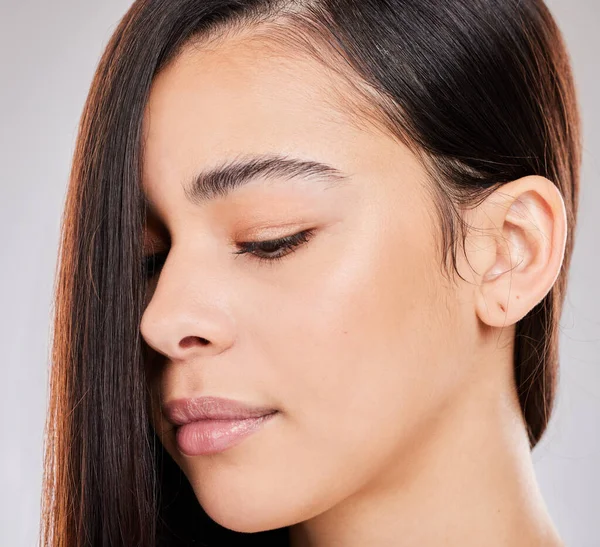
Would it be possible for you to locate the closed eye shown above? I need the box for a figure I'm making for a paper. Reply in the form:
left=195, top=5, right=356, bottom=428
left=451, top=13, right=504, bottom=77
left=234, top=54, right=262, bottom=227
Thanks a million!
left=143, top=251, right=168, bottom=280
left=233, top=228, right=316, bottom=267
left=142, top=228, right=316, bottom=278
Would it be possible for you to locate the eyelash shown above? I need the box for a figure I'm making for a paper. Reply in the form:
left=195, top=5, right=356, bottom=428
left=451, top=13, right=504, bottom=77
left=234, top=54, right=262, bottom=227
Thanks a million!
left=142, top=228, right=316, bottom=278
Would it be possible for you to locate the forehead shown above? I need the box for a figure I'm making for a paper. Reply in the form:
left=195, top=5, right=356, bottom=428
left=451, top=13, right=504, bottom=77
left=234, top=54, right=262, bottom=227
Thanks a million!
left=141, top=35, right=366, bottom=190
left=145, top=33, right=356, bottom=125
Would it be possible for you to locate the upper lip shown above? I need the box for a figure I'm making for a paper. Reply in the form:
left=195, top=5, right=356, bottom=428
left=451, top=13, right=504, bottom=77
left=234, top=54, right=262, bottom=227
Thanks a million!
left=162, top=396, right=278, bottom=426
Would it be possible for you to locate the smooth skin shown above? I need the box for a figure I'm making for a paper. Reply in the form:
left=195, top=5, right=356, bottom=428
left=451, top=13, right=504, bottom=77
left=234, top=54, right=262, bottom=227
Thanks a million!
left=139, top=30, right=567, bottom=547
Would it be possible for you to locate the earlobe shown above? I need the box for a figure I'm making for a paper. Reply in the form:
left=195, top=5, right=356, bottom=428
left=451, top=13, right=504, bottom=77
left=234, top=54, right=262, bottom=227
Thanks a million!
left=466, top=175, right=567, bottom=328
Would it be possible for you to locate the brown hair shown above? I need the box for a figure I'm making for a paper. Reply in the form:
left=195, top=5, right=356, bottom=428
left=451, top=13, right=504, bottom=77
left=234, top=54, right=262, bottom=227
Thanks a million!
left=41, top=0, right=581, bottom=545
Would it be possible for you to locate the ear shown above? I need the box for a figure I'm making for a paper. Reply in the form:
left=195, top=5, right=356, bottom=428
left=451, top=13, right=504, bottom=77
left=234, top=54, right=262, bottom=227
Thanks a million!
left=461, top=175, right=567, bottom=327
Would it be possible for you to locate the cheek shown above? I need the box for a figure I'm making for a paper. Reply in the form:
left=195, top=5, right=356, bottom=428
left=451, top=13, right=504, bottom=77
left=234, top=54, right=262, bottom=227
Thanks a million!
left=254, top=207, right=461, bottom=501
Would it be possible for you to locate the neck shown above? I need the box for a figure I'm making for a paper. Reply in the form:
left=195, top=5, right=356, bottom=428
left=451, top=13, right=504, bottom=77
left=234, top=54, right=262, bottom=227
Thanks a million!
left=289, top=361, right=563, bottom=547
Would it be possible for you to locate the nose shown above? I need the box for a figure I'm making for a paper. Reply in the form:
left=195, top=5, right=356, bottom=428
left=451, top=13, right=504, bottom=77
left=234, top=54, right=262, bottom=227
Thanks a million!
left=139, top=252, right=236, bottom=363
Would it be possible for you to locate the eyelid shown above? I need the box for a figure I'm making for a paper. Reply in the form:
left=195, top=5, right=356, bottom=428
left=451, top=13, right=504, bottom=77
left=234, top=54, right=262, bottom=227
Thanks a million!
left=233, top=227, right=316, bottom=269
left=140, top=226, right=299, bottom=257
left=142, top=226, right=316, bottom=278
left=234, top=220, right=312, bottom=241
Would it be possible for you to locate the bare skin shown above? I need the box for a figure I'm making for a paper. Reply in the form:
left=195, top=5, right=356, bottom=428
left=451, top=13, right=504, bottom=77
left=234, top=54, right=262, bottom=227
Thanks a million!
left=139, top=30, right=567, bottom=547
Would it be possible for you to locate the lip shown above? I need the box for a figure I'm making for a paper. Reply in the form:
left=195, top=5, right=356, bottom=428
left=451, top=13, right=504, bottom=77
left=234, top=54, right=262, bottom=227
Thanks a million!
left=174, top=412, right=278, bottom=456
left=162, top=396, right=279, bottom=456
left=162, top=396, right=278, bottom=425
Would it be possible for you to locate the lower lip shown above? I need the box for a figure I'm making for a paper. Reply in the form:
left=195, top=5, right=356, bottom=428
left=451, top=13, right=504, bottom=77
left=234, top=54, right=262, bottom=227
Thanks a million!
left=175, top=412, right=278, bottom=456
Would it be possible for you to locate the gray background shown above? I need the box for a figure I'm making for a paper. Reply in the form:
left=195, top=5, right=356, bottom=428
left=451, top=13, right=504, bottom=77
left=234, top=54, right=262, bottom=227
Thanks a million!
left=0, top=1, right=598, bottom=545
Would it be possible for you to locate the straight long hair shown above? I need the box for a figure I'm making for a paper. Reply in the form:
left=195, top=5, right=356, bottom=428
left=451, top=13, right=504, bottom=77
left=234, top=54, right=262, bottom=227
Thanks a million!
left=41, top=0, right=581, bottom=545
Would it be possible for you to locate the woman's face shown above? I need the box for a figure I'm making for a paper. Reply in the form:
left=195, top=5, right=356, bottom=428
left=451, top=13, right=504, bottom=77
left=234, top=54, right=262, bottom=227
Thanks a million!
left=140, top=34, right=482, bottom=532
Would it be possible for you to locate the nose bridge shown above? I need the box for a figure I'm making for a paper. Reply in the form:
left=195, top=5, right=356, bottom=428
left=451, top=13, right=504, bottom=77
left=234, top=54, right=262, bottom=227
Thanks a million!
left=139, top=243, right=236, bottom=361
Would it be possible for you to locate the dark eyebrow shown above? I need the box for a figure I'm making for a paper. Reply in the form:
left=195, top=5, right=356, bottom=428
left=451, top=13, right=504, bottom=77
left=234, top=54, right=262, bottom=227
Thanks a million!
left=178, top=153, right=353, bottom=206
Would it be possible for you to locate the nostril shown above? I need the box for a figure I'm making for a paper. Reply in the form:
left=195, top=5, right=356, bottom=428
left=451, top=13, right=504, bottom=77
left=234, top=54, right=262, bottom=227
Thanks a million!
left=180, top=336, right=209, bottom=349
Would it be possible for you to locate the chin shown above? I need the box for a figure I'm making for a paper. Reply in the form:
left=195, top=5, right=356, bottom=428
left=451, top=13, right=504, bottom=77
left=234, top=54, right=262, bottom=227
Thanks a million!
left=196, top=488, right=296, bottom=534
